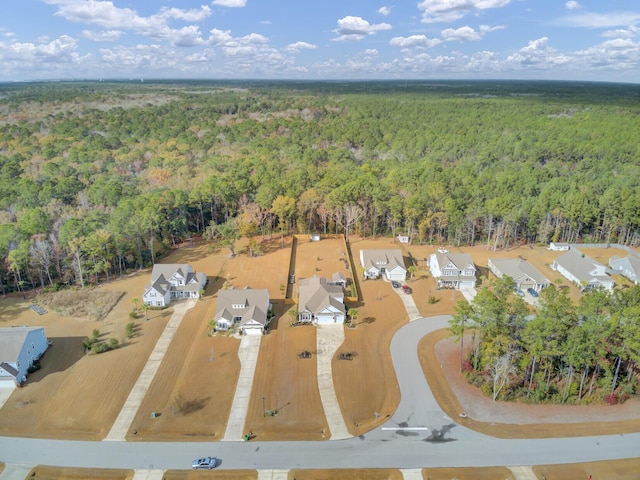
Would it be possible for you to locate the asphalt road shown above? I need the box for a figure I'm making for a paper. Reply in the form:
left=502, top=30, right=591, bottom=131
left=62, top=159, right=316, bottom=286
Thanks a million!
left=1, top=315, right=639, bottom=471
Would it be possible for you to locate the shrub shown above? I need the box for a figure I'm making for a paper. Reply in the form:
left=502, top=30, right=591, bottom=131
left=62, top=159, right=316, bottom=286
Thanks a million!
left=125, top=322, right=135, bottom=338
left=129, top=311, right=137, bottom=319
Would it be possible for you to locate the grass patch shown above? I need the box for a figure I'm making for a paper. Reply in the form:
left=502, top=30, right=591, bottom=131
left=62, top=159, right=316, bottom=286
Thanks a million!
left=37, top=288, right=125, bottom=321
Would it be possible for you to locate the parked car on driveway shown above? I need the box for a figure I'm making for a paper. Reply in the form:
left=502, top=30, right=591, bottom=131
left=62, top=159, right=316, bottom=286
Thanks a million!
left=402, top=285, right=412, bottom=294
left=527, top=288, right=539, bottom=297
left=192, top=457, right=218, bottom=469
left=514, top=289, right=525, bottom=297
left=391, top=281, right=400, bottom=288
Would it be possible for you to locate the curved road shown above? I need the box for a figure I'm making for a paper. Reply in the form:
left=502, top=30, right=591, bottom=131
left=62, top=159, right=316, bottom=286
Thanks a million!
left=1, top=315, right=639, bottom=471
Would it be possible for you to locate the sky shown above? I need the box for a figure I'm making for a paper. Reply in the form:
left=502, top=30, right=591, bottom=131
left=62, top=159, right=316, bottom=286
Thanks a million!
left=1, top=0, right=640, bottom=83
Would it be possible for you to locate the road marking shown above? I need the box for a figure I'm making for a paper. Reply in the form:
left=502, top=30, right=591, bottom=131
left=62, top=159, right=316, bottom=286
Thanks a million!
left=381, top=427, right=429, bottom=431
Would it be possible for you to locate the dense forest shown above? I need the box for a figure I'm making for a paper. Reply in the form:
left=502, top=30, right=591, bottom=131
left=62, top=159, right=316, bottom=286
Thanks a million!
left=450, top=280, right=640, bottom=405
left=0, top=80, right=639, bottom=292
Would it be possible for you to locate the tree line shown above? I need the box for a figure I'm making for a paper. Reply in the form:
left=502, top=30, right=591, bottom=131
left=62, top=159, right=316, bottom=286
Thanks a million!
left=450, top=279, right=640, bottom=404
left=0, top=80, right=639, bottom=292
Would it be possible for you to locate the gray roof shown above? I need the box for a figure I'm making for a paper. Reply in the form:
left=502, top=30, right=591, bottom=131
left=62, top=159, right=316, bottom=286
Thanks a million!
left=610, top=255, right=640, bottom=279
left=298, top=277, right=345, bottom=315
left=360, top=249, right=406, bottom=272
left=554, top=251, right=611, bottom=284
left=214, top=288, right=270, bottom=327
left=0, top=326, right=45, bottom=363
left=434, top=252, right=476, bottom=272
left=489, top=258, right=550, bottom=285
left=145, top=264, right=205, bottom=295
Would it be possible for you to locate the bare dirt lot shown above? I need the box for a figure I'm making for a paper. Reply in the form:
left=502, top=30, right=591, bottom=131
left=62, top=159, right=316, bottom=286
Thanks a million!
left=0, top=273, right=171, bottom=440
left=27, top=466, right=133, bottom=480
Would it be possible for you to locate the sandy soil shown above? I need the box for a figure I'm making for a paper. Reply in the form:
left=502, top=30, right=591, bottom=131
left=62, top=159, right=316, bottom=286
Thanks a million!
left=333, top=237, right=409, bottom=435
left=534, top=458, right=640, bottom=480
left=163, top=471, right=256, bottom=479
left=288, top=470, right=403, bottom=480
left=0, top=272, right=171, bottom=439
left=28, top=466, right=133, bottom=479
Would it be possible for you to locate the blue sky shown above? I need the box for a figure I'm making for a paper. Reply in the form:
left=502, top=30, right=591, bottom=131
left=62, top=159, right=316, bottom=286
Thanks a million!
left=2, top=0, right=640, bottom=82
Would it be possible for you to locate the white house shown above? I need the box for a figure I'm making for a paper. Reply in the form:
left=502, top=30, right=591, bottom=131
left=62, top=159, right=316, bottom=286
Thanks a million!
left=552, top=251, right=614, bottom=292
left=549, top=242, right=570, bottom=251
left=0, top=326, right=49, bottom=387
left=214, top=288, right=271, bottom=335
left=609, top=255, right=640, bottom=285
left=488, top=258, right=550, bottom=292
left=429, top=252, right=477, bottom=289
left=359, top=249, right=407, bottom=281
left=143, top=264, right=207, bottom=307
left=298, top=276, right=345, bottom=325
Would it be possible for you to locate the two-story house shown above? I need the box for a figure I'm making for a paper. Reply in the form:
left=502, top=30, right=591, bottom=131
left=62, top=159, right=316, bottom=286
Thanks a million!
left=143, top=264, right=207, bottom=307
left=429, top=252, right=477, bottom=289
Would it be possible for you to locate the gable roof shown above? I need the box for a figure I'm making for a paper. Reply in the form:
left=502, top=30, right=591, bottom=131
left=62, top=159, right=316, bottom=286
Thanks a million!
left=214, top=288, right=270, bottom=326
left=555, top=251, right=611, bottom=284
left=298, top=276, right=345, bottom=315
left=434, top=252, right=476, bottom=271
left=145, top=264, right=205, bottom=296
left=360, top=249, right=406, bottom=272
left=610, top=255, right=640, bottom=279
left=0, top=326, right=45, bottom=363
left=489, top=258, right=550, bottom=285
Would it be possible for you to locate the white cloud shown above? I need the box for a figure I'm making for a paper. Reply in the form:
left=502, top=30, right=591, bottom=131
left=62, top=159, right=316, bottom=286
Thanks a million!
left=506, top=37, right=570, bottom=68
left=565, top=1, right=580, bottom=10
left=171, top=26, right=204, bottom=47
left=285, top=41, right=317, bottom=53
left=42, top=0, right=211, bottom=43
left=378, top=6, right=391, bottom=17
left=439, top=24, right=503, bottom=42
left=80, top=30, right=123, bottom=42
left=333, top=16, right=392, bottom=41
left=389, top=34, right=441, bottom=48
left=1, top=35, right=79, bottom=62
left=560, top=11, right=640, bottom=28
left=418, top=0, right=511, bottom=24
left=363, top=49, right=379, bottom=56
left=602, top=26, right=639, bottom=39
left=212, top=0, right=247, bottom=7
left=441, top=26, right=482, bottom=42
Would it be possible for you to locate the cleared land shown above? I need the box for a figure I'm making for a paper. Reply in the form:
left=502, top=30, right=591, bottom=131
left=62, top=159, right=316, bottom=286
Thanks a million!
left=27, top=466, right=133, bottom=479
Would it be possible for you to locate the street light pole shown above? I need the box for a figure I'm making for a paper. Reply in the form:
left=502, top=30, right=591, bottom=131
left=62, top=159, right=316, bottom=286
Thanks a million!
left=262, top=396, right=266, bottom=417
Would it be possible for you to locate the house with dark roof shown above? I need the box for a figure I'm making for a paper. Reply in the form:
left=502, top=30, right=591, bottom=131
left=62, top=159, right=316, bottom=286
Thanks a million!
left=298, top=276, right=345, bottom=325
left=552, top=251, right=614, bottom=292
left=609, top=255, right=640, bottom=285
left=142, top=264, right=207, bottom=307
left=0, top=326, right=48, bottom=387
left=488, top=258, right=550, bottom=292
left=429, top=252, right=477, bottom=289
left=359, top=249, right=407, bottom=281
left=214, top=288, right=271, bottom=335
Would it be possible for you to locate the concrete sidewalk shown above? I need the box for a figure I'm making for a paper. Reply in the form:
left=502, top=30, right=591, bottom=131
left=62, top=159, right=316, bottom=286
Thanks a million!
left=257, top=470, right=289, bottom=480
left=0, top=386, right=15, bottom=410
left=316, top=324, right=350, bottom=440
left=395, top=286, right=422, bottom=322
left=0, top=464, right=33, bottom=480
left=132, top=470, right=165, bottom=480
left=104, top=299, right=196, bottom=441
left=222, top=334, right=261, bottom=441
